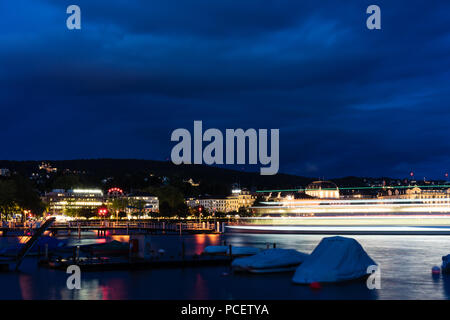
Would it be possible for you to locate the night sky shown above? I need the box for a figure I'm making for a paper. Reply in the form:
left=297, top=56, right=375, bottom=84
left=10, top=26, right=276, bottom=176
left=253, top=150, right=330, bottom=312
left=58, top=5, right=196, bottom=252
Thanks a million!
left=1, top=1, right=450, bottom=179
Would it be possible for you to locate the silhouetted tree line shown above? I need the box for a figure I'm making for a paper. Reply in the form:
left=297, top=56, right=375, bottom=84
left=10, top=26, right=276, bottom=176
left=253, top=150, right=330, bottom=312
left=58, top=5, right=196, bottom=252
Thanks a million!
left=0, top=175, right=46, bottom=220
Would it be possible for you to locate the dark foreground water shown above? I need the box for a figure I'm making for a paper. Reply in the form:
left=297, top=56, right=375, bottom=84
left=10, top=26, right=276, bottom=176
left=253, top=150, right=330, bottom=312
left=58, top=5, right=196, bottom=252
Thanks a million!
left=1, top=232, right=450, bottom=299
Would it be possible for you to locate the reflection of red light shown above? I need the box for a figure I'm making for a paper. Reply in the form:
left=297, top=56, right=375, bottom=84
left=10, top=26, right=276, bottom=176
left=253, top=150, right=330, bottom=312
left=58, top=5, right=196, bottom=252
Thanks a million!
left=410, top=171, right=414, bottom=177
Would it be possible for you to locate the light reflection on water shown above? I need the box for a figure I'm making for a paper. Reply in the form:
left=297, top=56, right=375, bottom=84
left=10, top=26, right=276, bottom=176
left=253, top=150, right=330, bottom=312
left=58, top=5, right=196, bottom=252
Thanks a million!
left=0, top=233, right=449, bottom=299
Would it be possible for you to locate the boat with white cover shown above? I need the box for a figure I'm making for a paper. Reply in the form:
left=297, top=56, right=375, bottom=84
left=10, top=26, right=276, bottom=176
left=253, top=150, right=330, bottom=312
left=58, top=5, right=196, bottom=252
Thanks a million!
left=232, top=248, right=309, bottom=273
left=292, top=236, right=376, bottom=284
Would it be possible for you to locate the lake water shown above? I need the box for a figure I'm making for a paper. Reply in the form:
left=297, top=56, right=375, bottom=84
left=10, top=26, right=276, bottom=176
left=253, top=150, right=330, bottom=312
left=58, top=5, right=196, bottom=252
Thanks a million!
left=1, top=232, right=450, bottom=300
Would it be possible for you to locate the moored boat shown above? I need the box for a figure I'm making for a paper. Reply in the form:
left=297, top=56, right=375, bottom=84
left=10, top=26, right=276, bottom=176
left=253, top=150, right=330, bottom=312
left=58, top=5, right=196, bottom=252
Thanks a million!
left=81, top=240, right=129, bottom=257
left=232, top=248, right=309, bottom=273
left=292, top=236, right=377, bottom=284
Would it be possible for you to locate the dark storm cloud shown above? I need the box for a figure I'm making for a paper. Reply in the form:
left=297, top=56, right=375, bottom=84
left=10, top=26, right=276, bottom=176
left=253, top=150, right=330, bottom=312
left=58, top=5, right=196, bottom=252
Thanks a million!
left=1, top=0, right=450, bottom=178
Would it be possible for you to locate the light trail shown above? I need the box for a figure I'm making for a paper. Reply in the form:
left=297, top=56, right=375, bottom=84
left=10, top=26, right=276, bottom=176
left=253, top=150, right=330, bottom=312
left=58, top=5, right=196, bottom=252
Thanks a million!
left=260, top=197, right=450, bottom=205
left=253, top=199, right=450, bottom=214
left=225, top=224, right=450, bottom=235
left=256, top=184, right=450, bottom=193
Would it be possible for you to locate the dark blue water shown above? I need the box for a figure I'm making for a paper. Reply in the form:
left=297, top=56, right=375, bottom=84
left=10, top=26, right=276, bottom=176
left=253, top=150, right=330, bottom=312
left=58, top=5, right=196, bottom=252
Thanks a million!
left=1, top=232, right=450, bottom=299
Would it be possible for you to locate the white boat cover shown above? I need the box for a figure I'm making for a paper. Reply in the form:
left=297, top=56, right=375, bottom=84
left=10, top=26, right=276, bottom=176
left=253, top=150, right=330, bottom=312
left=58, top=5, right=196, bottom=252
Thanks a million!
left=232, top=248, right=309, bottom=271
left=292, top=236, right=376, bottom=284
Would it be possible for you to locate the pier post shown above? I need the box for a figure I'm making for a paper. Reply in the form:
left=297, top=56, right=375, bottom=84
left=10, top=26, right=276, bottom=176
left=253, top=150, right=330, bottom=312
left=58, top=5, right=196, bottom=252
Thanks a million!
left=221, top=222, right=225, bottom=233
left=229, top=244, right=232, bottom=259
left=78, top=223, right=81, bottom=240
left=76, top=246, right=80, bottom=262
left=273, top=243, right=276, bottom=248
left=45, top=243, right=48, bottom=259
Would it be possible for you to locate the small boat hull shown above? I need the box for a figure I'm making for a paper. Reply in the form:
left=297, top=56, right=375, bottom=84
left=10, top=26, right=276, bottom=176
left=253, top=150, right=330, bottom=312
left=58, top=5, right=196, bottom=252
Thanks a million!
left=234, top=264, right=300, bottom=274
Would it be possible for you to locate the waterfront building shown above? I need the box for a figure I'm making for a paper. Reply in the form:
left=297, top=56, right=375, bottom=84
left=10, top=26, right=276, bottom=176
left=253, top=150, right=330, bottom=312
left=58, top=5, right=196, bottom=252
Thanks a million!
left=43, top=189, right=105, bottom=214
left=185, top=189, right=255, bottom=214
left=378, top=186, right=450, bottom=204
left=186, top=196, right=230, bottom=213
left=305, top=181, right=340, bottom=199
left=126, top=192, right=159, bottom=214
left=228, top=189, right=255, bottom=209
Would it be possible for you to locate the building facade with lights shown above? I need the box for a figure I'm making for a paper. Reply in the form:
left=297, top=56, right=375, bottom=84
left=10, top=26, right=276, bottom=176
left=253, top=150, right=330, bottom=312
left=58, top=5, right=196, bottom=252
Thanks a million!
left=378, top=186, right=450, bottom=203
left=305, top=181, right=340, bottom=199
left=126, top=192, right=159, bottom=214
left=185, top=189, right=255, bottom=214
left=43, top=189, right=105, bottom=214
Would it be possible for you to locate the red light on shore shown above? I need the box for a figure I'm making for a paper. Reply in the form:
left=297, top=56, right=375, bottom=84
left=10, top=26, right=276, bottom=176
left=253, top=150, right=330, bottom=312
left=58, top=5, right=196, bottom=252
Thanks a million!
left=98, top=208, right=108, bottom=216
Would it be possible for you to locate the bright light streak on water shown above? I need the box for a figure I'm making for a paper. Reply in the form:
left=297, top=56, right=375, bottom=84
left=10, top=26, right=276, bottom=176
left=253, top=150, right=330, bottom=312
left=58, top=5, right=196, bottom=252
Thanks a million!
left=226, top=225, right=450, bottom=233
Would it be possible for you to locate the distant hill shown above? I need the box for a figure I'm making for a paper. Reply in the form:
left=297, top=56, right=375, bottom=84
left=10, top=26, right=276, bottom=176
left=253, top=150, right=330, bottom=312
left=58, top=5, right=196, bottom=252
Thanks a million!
left=0, top=159, right=416, bottom=195
left=0, top=159, right=317, bottom=191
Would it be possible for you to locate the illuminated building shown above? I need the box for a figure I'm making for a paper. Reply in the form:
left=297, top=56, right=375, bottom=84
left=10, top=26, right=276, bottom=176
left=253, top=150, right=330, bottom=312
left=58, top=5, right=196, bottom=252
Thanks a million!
left=183, top=178, right=200, bottom=187
left=38, top=162, right=57, bottom=173
left=378, top=186, right=450, bottom=204
left=186, top=196, right=231, bottom=213
left=126, top=192, right=159, bottom=214
left=186, top=189, right=255, bottom=214
left=305, top=181, right=340, bottom=199
left=228, top=189, right=255, bottom=209
left=43, top=189, right=104, bottom=214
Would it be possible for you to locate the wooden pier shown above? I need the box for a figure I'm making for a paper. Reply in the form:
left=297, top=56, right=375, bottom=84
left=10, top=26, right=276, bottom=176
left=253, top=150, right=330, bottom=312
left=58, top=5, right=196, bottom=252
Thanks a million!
left=0, top=220, right=225, bottom=237
left=0, top=217, right=56, bottom=272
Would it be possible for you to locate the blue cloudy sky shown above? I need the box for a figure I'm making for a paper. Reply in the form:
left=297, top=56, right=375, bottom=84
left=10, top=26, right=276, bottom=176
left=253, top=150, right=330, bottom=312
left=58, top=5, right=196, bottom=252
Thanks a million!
left=1, top=0, right=450, bottom=179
